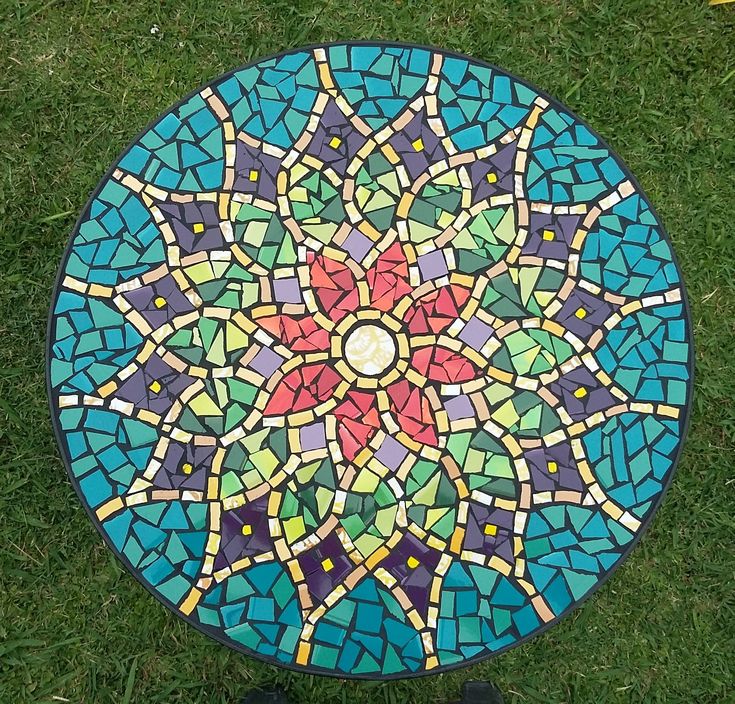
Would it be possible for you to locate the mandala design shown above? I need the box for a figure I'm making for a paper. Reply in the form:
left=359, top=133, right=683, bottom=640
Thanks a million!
left=48, top=44, right=693, bottom=678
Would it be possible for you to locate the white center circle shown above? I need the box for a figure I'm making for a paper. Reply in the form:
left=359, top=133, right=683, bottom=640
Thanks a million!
left=343, top=324, right=396, bottom=376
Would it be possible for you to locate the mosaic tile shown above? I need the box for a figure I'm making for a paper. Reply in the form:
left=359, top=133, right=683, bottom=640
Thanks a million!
left=48, top=43, right=693, bottom=679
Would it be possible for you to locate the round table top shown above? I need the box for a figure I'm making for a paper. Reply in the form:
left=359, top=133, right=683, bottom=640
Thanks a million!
left=48, top=42, right=693, bottom=679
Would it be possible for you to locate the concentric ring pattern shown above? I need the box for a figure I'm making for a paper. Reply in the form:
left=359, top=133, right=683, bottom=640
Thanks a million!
left=48, top=43, right=692, bottom=678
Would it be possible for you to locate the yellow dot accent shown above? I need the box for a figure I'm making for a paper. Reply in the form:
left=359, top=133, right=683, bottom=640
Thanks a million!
left=483, top=524, right=498, bottom=536
left=574, top=307, right=587, bottom=319
left=542, top=229, right=555, bottom=241
left=547, top=461, right=558, bottom=474
left=192, top=222, right=205, bottom=234
left=153, top=296, right=167, bottom=309
left=406, top=556, right=420, bottom=569
left=148, top=380, right=162, bottom=394
left=411, top=137, right=424, bottom=152
left=486, top=172, right=498, bottom=184
left=321, top=557, right=334, bottom=572
left=241, top=524, right=253, bottom=536
left=574, top=387, right=588, bottom=399
left=249, top=169, right=259, bottom=182
left=329, top=136, right=342, bottom=148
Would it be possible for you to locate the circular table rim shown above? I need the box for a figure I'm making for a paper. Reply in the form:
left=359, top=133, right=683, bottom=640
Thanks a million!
left=45, top=40, right=696, bottom=680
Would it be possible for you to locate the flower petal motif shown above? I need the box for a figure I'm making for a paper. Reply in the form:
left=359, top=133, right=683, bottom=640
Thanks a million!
left=386, top=380, right=439, bottom=446
left=263, top=363, right=342, bottom=415
left=308, top=252, right=360, bottom=323
left=410, top=345, right=482, bottom=383
left=404, top=283, right=471, bottom=335
left=333, top=390, right=381, bottom=461
left=366, top=243, right=413, bottom=311
left=257, top=313, right=330, bottom=352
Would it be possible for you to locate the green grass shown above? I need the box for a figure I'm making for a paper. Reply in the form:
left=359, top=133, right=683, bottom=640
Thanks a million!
left=1, top=1, right=734, bottom=702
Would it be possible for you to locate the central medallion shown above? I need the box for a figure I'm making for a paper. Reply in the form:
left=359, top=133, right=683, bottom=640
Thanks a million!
left=343, top=323, right=396, bottom=376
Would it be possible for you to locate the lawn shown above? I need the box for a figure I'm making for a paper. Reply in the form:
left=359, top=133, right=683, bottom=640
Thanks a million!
left=1, top=1, right=734, bottom=702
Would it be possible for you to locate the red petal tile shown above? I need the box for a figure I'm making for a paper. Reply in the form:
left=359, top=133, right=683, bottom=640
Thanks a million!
left=258, top=314, right=330, bottom=352
left=411, top=346, right=482, bottom=384
left=333, top=391, right=381, bottom=461
left=263, top=363, right=342, bottom=416
left=308, top=252, right=360, bottom=323
left=387, top=380, right=439, bottom=446
left=404, top=283, right=470, bottom=335
left=366, top=243, right=413, bottom=311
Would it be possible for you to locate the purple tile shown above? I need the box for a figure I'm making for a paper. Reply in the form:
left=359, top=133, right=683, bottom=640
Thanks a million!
left=374, top=435, right=408, bottom=470
left=418, top=250, right=448, bottom=281
left=444, top=394, right=474, bottom=420
left=273, top=277, right=302, bottom=304
left=300, top=421, right=327, bottom=451
left=458, top=316, right=494, bottom=350
left=297, top=532, right=353, bottom=602
left=122, top=273, right=196, bottom=330
left=386, top=109, right=448, bottom=180
left=152, top=439, right=216, bottom=491
left=468, top=141, right=516, bottom=203
left=249, top=346, right=284, bottom=377
left=115, top=353, right=196, bottom=416
left=157, top=201, right=224, bottom=255
left=214, top=496, right=274, bottom=571
left=524, top=443, right=584, bottom=493
left=553, top=288, right=619, bottom=341
left=464, top=503, right=515, bottom=563
left=342, top=229, right=373, bottom=262
left=232, top=140, right=281, bottom=201
left=549, top=365, right=618, bottom=421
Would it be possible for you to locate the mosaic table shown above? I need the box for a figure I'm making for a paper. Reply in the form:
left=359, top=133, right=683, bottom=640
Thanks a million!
left=47, top=43, right=693, bottom=678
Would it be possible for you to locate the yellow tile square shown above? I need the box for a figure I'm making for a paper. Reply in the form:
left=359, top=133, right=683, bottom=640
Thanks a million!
left=241, top=523, right=253, bottom=536
left=411, top=137, right=424, bottom=152
left=153, top=296, right=167, bottom=309
left=321, top=557, right=334, bottom=572
left=573, top=387, right=588, bottom=399
left=542, top=229, right=555, bottom=241
left=329, top=136, right=342, bottom=148
left=574, top=307, right=587, bottom=319
left=192, top=222, right=205, bottom=234
left=547, top=461, right=558, bottom=474
left=248, top=169, right=259, bottom=182
left=483, top=524, right=498, bottom=536
left=486, top=172, right=498, bottom=184
left=148, top=380, right=162, bottom=394
left=407, top=556, right=420, bottom=569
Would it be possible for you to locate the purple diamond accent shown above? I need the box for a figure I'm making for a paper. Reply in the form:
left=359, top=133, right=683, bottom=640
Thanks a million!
left=122, top=273, right=195, bottom=329
left=300, top=421, right=327, bottom=451
left=273, top=277, right=302, bottom=303
left=157, top=201, right=224, bottom=255
left=417, top=250, right=448, bottom=281
left=524, top=443, right=584, bottom=493
left=215, top=496, right=274, bottom=571
left=374, top=435, right=408, bottom=470
left=458, top=316, right=494, bottom=350
left=249, top=346, right=284, bottom=377
left=115, top=353, right=196, bottom=416
left=297, top=532, right=353, bottom=602
left=152, top=440, right=216, bottom=491
left=444, top=394, right=475, bottom=420
left=342, top=229, right=373, bottom=262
